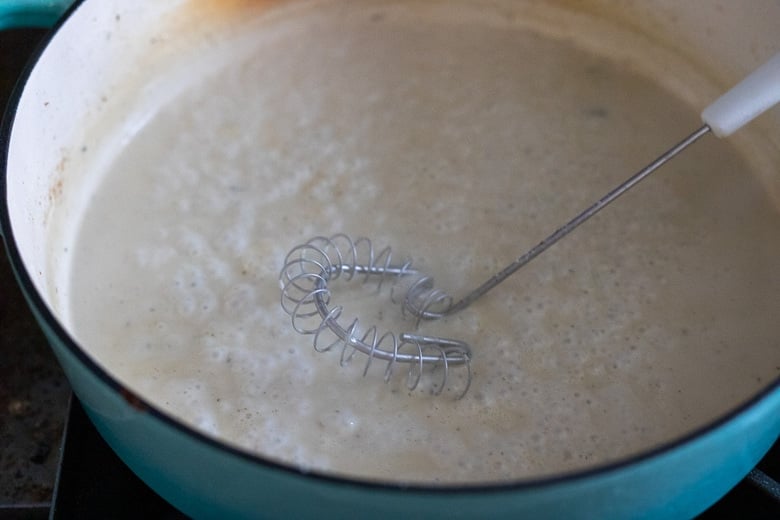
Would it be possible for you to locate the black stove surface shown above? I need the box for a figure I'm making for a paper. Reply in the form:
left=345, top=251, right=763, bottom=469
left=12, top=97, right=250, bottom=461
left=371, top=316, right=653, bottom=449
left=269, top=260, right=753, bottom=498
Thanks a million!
left=50, top=398, right=188, bottom=520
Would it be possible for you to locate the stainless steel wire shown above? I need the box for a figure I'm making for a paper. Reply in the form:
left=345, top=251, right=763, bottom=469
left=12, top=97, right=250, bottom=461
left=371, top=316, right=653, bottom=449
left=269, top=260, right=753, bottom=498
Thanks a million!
left=279, top=234, right=472, bottom=397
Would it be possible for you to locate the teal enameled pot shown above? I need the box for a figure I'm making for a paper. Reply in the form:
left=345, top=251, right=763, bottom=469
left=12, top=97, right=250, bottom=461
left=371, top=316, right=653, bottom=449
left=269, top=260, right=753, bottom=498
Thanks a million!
left=2, top=1, right=779, bottom=518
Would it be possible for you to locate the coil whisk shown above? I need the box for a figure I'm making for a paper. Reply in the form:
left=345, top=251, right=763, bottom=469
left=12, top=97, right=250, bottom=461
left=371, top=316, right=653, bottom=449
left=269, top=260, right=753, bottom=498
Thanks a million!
left=279, top=234, right=472, bottom=397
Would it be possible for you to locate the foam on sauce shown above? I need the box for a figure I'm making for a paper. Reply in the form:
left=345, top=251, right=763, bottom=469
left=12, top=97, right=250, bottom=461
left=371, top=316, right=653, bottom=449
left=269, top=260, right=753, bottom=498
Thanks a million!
left=65, top=1, right=780, bottom=483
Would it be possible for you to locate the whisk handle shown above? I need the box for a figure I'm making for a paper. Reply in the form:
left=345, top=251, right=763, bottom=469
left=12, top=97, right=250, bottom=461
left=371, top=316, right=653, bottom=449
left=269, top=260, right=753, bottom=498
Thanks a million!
left=702, top=51, right=780, bottom=137
left=433, top=53, right=780, bottom=318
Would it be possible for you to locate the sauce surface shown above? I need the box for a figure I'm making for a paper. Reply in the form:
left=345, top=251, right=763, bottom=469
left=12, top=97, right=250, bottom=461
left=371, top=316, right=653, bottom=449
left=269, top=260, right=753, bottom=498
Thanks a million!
left=66, top=0, right=780, bottom=483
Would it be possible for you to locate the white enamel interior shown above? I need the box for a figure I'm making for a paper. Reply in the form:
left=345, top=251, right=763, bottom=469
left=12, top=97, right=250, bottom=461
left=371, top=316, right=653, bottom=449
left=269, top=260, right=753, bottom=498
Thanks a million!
left=8, top=0, right=176, bottom=306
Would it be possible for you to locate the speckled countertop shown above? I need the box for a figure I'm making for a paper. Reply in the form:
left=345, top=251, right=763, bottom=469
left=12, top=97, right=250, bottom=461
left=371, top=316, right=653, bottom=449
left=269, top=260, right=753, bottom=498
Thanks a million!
left=0, top=27, right=71, bottom=508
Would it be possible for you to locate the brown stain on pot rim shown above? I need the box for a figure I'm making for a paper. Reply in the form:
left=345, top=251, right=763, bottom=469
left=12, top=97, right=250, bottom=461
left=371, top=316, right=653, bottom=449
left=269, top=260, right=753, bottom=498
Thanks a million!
left=134, top=0, right=294, bottom=62
left=48, top=177, right=64, bottom=208
left=119, top=387, right=149, bottom=412
left=177, top=0, right=290, bottom=28
left=43, top=152, right=68, bottom=227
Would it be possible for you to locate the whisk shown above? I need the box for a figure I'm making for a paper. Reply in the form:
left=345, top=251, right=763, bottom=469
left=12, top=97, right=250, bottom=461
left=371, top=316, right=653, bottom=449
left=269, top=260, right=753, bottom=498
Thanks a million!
left=280, top=234, right=473, bottom=396
left=279, top=52, right=780, bottom=396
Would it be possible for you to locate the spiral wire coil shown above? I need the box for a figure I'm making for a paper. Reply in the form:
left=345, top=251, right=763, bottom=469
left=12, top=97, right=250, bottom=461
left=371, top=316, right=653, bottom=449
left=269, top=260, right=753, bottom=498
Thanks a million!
left=279, top=234, right=472, bottom=396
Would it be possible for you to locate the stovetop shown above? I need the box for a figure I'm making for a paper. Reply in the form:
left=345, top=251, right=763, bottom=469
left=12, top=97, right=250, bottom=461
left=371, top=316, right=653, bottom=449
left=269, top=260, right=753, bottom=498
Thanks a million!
left=1, top=28, right=71, bottom=515
left=1, top=26, right=779, bottom=520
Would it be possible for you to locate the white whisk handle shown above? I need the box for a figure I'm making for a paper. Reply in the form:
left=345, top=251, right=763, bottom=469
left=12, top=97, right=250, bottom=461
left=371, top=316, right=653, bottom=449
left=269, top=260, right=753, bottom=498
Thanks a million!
left=701, top=51, right=780, bottom=137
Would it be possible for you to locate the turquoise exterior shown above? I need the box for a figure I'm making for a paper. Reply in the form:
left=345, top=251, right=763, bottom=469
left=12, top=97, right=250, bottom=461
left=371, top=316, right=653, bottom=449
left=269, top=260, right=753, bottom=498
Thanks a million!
left=0, top=0, right=73, bottom=30
left=2, top=0, right=780, bottom=517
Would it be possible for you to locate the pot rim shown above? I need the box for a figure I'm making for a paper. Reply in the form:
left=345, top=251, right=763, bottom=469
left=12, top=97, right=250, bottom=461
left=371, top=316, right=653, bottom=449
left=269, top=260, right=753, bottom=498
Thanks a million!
left=1, top=0, right=779, bottom=495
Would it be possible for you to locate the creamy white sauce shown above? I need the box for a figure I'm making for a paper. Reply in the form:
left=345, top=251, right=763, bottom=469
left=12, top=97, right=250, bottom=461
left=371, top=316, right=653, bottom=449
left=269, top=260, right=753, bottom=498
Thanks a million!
left=66, top=1, right=780, bottom=484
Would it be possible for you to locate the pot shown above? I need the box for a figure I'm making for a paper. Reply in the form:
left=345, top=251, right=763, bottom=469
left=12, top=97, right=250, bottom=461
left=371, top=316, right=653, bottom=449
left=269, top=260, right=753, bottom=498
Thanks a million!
left=2, top=1, right=779, bottom=518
